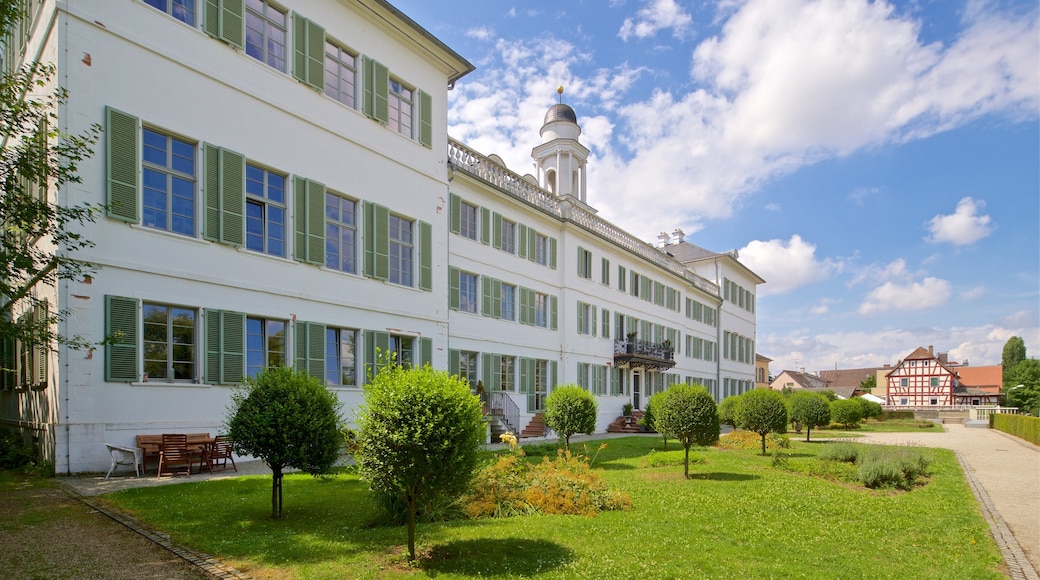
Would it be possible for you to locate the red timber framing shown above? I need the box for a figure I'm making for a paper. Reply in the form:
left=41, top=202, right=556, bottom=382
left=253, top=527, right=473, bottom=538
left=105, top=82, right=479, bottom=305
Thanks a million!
left=886, top=347, right=956, bottom=407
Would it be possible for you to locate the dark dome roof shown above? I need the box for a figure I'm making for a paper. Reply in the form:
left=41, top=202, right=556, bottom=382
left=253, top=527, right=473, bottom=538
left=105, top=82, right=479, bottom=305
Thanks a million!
left=543, top=103, right=577, bottom=125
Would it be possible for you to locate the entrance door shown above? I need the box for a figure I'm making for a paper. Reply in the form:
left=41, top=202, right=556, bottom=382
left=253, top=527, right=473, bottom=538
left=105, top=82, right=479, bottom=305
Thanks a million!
left=633, top=372, right=641, bottom=410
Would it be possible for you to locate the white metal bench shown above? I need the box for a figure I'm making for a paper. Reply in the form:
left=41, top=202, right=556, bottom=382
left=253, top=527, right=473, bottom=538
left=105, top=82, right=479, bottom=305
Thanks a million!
left=104, top=443, right=143, bottom=479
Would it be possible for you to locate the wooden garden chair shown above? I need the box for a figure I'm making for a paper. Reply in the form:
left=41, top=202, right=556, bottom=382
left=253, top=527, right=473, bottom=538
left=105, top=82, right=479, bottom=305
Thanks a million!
left=157, top=433, right=193, bottom=478
left=204, top=435, right=237, bottom=472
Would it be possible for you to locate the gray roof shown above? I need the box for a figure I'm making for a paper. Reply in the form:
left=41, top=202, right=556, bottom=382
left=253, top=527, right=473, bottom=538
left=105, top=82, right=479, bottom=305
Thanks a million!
left=544, top=103, right=577, bottom=124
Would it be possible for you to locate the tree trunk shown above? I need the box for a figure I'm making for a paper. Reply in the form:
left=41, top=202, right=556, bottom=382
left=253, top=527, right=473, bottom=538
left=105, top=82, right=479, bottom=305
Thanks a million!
left=760, top=433, right=767, bottom=455
left=406, top=493, right=416, bottom=561
left=683, top=446, right=690, bottom=479
left=271, top=467, right=283, bottom=519
left=805, top=427, right=811, bottom=442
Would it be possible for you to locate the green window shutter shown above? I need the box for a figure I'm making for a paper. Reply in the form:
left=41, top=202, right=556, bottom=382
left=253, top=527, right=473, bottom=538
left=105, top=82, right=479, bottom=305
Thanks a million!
left=306, top=321, right=326, bottom=379
left=105, top=295, right=139, bottom=382
left=481, top=352, right=493, bottom=388
left=220, top=148, right=245, bottom=246
left=205, top=308, right=220, bottom=384
left=449, top=349, right=460, bottom=376
left=618, top=266, right=626, bottom=291
left=203, top=144, right=220, bottom=241
left=363, top=202, right=390, bottom=280
left=418, top=337, right=433, bottom=368
left=527, top=229, right=537, bottom=261
left=364, top=330, right=391, bottom=382
left=294, top=321, right=308, bottom=371
left=292, top=13, right=325, bottom=90
left=293, top=176, right=307, bottom=261
left=419, top=220, right=432, bottom=291
left=292, top=176, right=327, bottom=265
left=480, top=207, right=491, bottom=245
left=479, top=274, right=491, bottom=316
left=517, top=225, right=528, bottom=259
left=519, top=288, right=531, bottom=325
left=105, top=107, right=139, bottom=223
left=221, top=310, right=245, bottom=384
left=602, top=308, right=610, bottom=338
left=550, top=296, right=558, bottom=330
left=449, top=267, right=460, bottom=310
left=204, top=0, right=244, bottom=48
left=491, top=212, right=502, bottom=249
left=417, top=89, right=433, bottom=148
left=363, top=56, right=389, bottom=123
left=549, top=360, right=557, bottom=388
left=590, top=306, right=597, bottom=336
left=492, top=279, right=502, bottom=319
left=577, top=301, right=585, bottom=333
left=519, top=357, right=532, bottom=394
left=549, top=237, right=557, bottom=269
left=449, top=194, right=461, bottom=234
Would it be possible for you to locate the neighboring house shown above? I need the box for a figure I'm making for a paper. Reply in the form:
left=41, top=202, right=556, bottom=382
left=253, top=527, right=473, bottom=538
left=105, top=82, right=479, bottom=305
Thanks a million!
left=755, top=354, right=772, bottom=389
left=886, top=347, right=1001, bottom=407
left=770, top=370, right=830, bottom=391
left=0, top=0, right=763, bottom=473
left=818, top=366, right=887, bottom=392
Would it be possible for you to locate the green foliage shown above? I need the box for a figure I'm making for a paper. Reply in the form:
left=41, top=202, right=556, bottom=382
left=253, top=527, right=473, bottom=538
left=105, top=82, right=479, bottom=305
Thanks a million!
left=641, top=449, right=705, bottom=468
left=819, top=442, right=860, bottom=463
left=542, top=384, right=598, bottom=448
left=859, top=374, right=877, bottom=391
left=991, top=414, right=1040, bottom=445
left=736, top=389, right=788, bottom=455
left=830, top=398, right=864, bottom=428
left=656, top=384, right=719, bottom=478
left=226, top=366, right=343, bottom=519
left=717, top=395, right=741, bottom=428
left=641, top=391, right=670, bottom=448
left=855, top=447, right=931, bottom=490
left=878, top=410, right=915, bottom=421
left=1003, top=359, right=1040, bottom=415
left=356, top=360, right=485, bottom=561
left=1002, top=336, right=1026, bottom=374
left=0, top=430, right=37, bottom=470
left=854, top=397, right=883, bottom=420
left=463, top=447, right=632, bottom=518
left=788, top=391, right=831, bottom=441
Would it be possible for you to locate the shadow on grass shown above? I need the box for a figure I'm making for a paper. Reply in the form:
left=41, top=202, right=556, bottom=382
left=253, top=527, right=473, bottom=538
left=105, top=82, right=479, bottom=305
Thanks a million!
left=688, top=472, right=760, bottom=482
left=424, top=538, right=572, bottom=575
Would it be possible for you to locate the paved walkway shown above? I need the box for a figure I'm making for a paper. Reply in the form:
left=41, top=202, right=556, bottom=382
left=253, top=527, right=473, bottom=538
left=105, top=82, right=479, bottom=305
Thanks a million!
left=60, top=427, right=1038, bottom=578
left=852, top=425, right=1039, bottom=579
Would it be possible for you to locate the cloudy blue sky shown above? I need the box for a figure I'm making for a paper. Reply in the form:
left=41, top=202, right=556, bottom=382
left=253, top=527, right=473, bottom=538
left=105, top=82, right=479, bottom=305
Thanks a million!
left=393, top=0, right=1039, bottom=375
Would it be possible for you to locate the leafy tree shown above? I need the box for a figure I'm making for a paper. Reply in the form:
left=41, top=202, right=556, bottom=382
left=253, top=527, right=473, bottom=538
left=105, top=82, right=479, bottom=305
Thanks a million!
left=543, top=384, right=598, bottom=448
left=859, top=375, right=876, bottom=391
left=226, top=366, right=343, bottom=519
left=788, top=391, right=831, bottom=441
left=656, top=385, right=720, bottom=478
left=854, top=397, right=883, bottom=420
left=1004, top=358, right=1040, bottom=416
left=830, top=399, right=864, bottom=428
left=736, top=389, right=788, bottom=455
left=1, top=1, right=103, bottom=364
left=717, top=394, right=741, bottom=429
left=1002, top=336, right=1026, bottom=376
left=641, top=391, right=670, bottom=448
left=356, top=361, right=485, bottom=561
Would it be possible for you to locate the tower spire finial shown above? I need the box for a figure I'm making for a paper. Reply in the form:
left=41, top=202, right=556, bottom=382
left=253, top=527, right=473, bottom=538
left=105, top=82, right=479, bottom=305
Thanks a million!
left=557, top=85, right=564, bottom=104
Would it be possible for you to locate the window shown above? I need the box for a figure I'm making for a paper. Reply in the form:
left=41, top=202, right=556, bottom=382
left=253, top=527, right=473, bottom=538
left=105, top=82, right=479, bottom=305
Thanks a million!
left=500, top=219, right=516, bottom=254
left=601, top=258, right=610, bottom=285
left=145, top=0, right=195, bottom=25
left=500, top=356, right=515, bottom=391
left=388, top=215, right=414, bottom=286
left=930, top=377, right=939, bottom=387
left=459, top=271, right=478, bottom=313
left=500, top=283, right=516, bottom=321
left=245, top=164, right=286, bottom=256
left=389, top=334, right=414, bottom=367
left=388, top=79, right=413, bottom=137
left=458, top=351, right=478, bottom=388
left=618, top=265, right=627, bottom=291
left=143, top=303, right=195, bottom=381
left=246, top=317, right=285, bottom=378
left=901, top=378, right=909, bottom=387
left=930, top=398, right=938, bottom=405
left=577, top=302, right=594, bottom=335
left=246, top=0, right=287, bottom=72
left=535, top=233, right=548, bottom=265
left=900, top=397, right=908, bottom=405
left=459, top=201, right=479, bottom=240
left=325, top=192, right=356, bottom=273
left=577, top=247, right=592, bottom=279
left=325, top=327, right=356, bottom=387
left=534, top=292, right=548, bottom=328
left=324, top=40, right=356, bottom=108
left=141, top=128, right=195, bottom=236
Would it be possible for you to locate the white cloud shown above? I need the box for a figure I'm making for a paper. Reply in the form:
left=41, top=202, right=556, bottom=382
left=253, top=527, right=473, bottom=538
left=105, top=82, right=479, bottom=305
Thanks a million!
left=618, top=0, right=693, bottom=41
left=849, top=258, right=917, bottom=287
left=737, top=235, right=841, bottom=296
left=465, top=27, right=495, bottom=41
left=764, top=202, right=780, bottom=212
left=926, top=196, right=993, bottom=246
left=960, top=286, right=987, bottom=301
left=859, top=276, right=952, bottom=314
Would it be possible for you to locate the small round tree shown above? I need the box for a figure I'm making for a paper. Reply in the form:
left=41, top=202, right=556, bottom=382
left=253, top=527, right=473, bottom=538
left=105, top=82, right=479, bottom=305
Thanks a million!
left=737, top=389, right=788, bottom=455
left=543, top=384, right=598, bottom=449
left=226, top=366, right=343, bottom=519
left=717, top=395, right=742, bottom=429
left=854, top=397, right=883, bottom=421
left=788, top=391, right=831, bottom=442
left=641, top=391, right=670, bottom=448
left=831, top=398, right=864, bottom=428
left=356, top=361, right=485, bottom=561
left=656, top=385, right=720, bottom=478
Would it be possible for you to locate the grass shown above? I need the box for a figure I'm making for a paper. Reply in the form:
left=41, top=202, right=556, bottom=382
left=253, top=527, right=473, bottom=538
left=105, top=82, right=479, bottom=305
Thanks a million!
left=99, top=437, right=1004, bottom=579
left=813, top=418, right=944, bottom=436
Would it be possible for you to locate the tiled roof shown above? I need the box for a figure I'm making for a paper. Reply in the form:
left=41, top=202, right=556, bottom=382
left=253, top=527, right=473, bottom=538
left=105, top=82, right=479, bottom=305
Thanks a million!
left=774, top=370, right=830, bottom=389
left=817, top=367, right=887, bottom=389
left=955, top=365, right=1003, bottom=391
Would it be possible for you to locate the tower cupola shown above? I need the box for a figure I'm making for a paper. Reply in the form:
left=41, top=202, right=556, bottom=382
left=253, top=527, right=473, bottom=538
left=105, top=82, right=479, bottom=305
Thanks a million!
left=532, top=87, right=590, bottom=202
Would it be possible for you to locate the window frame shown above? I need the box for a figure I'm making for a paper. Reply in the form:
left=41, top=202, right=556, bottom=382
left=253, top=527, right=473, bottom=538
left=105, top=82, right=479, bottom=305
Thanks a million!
left=141, top=127, right=197, bottom=237
left=500, top=218, right=516, bottom=254
left=246, top=316, right=286, bottom=378
left=245, top=162, right=287, bottom=257
left=325, top=326, right=357, bottom=388
left=500, top=283, right=516, bottom=321
left=324, top=38, right=357, bottom=108
left=144, top=0, right=195, bottom=26
left=325, top=190, right=357, bottom=273
left=387, top=77, right=414, bottom=138
left=459, top=270, right=478, bottom=314
left=245, top=0, right=288, bottom=72
left=388, top=214, right=414, bottom=287
left=459, top=200, right=479, bottom=241
left=142, top=302, right=197, bottom=382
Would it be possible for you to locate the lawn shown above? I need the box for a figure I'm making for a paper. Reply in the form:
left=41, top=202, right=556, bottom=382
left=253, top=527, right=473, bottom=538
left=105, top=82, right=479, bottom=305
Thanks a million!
left=813, top=418, right=945, bottom=438
left=101, top=437, right=1004, bottom=579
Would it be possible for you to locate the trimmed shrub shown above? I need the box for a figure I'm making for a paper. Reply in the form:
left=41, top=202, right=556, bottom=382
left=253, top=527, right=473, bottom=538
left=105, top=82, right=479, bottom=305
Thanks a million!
left=820, top=442, right=860, bottom=463
left=830, top=399, right=864, bottom=428
left=736, top=389, right=788, bottom=455
left=718, top=430, right=787, bottom=452
left=857, top=456, right=907, bottom=489
left=878, top=410, right=915, bottom=421
left=855, top=397, right=883, bottom=420
left=855, top=447, right=931, bottom=490
left=991, top=413, right=1040, bottom=446
left=789, top=392, right=831, bottom=441
left=656, top=384, right=720, bottom=478
left=543, top=384, right=598, bottom=448
left=717, top=395, right=741, bottom=428
left=641, top=391, right=670, bottom=448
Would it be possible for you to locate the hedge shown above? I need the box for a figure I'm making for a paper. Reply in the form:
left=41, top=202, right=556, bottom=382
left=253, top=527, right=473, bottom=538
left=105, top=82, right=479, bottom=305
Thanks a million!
left=990, top=413, right=1040, bottom=446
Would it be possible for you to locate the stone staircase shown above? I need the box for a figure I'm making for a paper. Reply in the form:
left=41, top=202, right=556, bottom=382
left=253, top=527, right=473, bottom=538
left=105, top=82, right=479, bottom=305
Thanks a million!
left=520, top=413, right=547, bottom=438
left=487, top=411, right=511, bottom=442
left=607, top=410, right=646, bottom=434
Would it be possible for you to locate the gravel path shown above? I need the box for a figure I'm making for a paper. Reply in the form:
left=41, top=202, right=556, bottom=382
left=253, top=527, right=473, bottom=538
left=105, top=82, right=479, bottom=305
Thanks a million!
left=851, top=425, right=1039, bottom=578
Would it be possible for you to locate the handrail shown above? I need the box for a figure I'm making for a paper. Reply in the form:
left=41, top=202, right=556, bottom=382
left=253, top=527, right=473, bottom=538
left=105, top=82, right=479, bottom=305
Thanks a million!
left=448, top=138, right=720, bottom=297
left=614, top=339, right=675, bottom=361
left=488, top=391, right=521, bottom=436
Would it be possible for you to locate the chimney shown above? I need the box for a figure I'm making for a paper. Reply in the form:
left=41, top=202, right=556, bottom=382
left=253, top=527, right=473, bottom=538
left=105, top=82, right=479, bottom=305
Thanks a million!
left=928, top=345, right=933, bottom=355
left=671, top=228, right=685, bottom=245
left=657, top=232, right=670, bottom=248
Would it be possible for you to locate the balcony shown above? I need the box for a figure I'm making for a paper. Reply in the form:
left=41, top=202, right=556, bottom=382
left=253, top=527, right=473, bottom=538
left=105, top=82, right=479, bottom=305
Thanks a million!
left=614, top=339, right=676, bottom=371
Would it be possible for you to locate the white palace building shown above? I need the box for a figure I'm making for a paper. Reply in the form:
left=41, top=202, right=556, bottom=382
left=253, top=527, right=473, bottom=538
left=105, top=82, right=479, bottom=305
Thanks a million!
left=0, top=0, right=763, bottom=473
